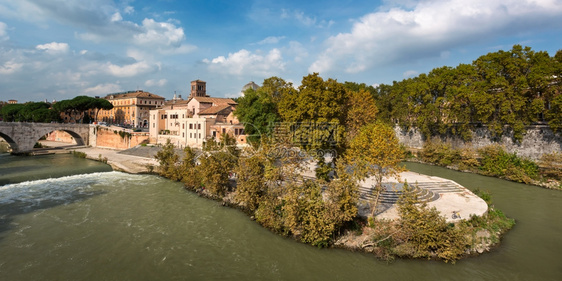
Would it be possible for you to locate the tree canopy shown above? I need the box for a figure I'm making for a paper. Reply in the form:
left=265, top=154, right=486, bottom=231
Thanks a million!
left=52, top=96, right=113, bottom=123
left=374, top=45, right=562, bottom=141
left=0, top=102, right=60, bottom=122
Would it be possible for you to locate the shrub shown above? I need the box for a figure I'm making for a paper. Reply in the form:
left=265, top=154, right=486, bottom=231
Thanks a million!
left=72, top=151, right=87, bottom=158
left=420, top=140, right=460, bottom=167
left=539, top=152, right=562, bottom=180
left=457, top=147, right=480, bottom=171
left=396, top=185, right=468, bottom=262
left=478, top=144, right=539, bottom=183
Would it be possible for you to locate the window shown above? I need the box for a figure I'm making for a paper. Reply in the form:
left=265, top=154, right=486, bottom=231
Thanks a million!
left=190, top=133, right=192, bottom=138
left=199, top=133, right=201, bottom=139
left=182, top=133, right=184, bottom=137
left=182, top=123, right=185, bottom=129
left=198, top=124, right=201, bottom=130
left=153, top=123, right=155, bottom=128
left=189, top=123, right=193, bottom=129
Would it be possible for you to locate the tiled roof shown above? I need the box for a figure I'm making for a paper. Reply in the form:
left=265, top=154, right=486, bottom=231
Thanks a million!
left=104, top=91, right=165, bottom=100
left=163, top=99, right=190, bottom=107
left=198, top=104, right=233, bottom=115
left=193, top=96, right=237, bottom=105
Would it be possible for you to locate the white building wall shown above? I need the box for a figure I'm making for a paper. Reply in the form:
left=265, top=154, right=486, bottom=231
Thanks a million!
left=149, top=107, right=216, bottom=148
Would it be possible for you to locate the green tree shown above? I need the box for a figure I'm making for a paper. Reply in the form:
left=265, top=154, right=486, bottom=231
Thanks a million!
left=199, top=150, right=236, bottom=198
left=235, top=77, right=292, bottom=144
left=154, top=139, right=180, bottom=179
left=178, top=146, right=201, bottom=189
left=346, top=122, right=403, bottom=218
left=235, top=153, right=266, bottom=211
left=323, top=162, right=360, bottom=227
left=346, top=89, right=379, bottom=140
left=278, top=73, right=348, bottom=179
left=396, top=185, right=468, bottom=262
left=0, top=104, right=25, bottom=122
left=91, top=98, right=114, bottom=122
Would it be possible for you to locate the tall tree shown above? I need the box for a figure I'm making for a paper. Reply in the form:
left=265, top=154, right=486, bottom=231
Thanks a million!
left=235, top=152, right=267, bottom=211
left=346, top=122, right=403, bottom=218
left=346, top=89, right=379, bottom=140
left=278, top=73, right=348, bottom=166
left=235, top=77, right=293, bottom=144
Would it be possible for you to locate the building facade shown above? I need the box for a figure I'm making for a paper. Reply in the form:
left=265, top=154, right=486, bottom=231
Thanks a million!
left=97, top=90, right=165, bottom=127
left=149, top=80, right=247, bottom=148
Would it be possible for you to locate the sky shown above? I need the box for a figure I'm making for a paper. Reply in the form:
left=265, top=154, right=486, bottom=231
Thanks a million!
left=1, top=0, right=562, bottom=102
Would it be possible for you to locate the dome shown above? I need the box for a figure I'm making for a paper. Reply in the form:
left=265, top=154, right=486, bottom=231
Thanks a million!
left=242, top=81, right=260, bottom=92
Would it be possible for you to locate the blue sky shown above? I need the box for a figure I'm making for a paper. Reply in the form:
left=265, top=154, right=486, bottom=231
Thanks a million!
left=1, top=0, right=562, bottom=102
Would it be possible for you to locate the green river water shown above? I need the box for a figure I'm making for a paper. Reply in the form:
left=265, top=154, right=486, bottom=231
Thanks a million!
left=0, top=154, right=561, bottom=280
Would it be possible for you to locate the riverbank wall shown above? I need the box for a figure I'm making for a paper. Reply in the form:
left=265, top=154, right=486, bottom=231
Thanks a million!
left=89, top=126, right=149, bottom=150
left=71, top=146, right=158, bottom=174
left=395, top=124, right=562, bottom=161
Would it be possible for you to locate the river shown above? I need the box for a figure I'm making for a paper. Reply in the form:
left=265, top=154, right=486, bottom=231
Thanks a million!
left=0, top=154, right=560, bottom=280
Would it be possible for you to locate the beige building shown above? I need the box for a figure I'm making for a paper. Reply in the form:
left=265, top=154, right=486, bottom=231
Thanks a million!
left=149, top=80, right=247, bottom=148
left=97, top=90, right=165, bottom=127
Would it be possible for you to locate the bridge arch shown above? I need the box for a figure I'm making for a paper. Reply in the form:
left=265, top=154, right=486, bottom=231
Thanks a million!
left=34, top=129, right=86, bottom=147
left=0, top=131, right=19, bottom=152
left=0, top=122, right=90, bottom=154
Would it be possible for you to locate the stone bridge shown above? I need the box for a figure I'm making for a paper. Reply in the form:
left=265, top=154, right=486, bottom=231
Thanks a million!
left=0, top=122, right=90, bottom=154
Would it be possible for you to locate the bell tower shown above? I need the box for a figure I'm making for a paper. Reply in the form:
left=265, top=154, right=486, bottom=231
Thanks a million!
left=190, top=80, right=207, bottom=98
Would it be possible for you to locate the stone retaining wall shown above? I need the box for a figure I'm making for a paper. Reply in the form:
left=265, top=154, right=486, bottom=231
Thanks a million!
left=395, top=124, right=562, bottom=160
left=91, top=126, right=149, bottom=150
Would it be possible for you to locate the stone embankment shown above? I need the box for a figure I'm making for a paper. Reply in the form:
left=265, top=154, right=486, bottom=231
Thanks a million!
left=73, top=146, right=159, bottom=174
left=39, top=140, right=158, bottom=174
left=301, top=161, right=488, bottom=223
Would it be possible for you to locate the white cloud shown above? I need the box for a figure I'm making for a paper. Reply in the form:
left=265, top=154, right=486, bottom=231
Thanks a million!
left=280, top=9, right=334, bottom=28
left=36, top=42, right=70, bottom=54
left=310, top=0, right=562, bottom=74
left=145, top=79, right=167, bottom=87
left=257, top=36, right=286, bottom=45
left=124, top=6, right=134, bottom=14
left=134, top=18, right=185, bottom=47
left=286, top=41, right=308, bottom=62
left=204, top=49, right=286, bottom=76
left=403, top=70, right=418, bottom=78
left=0, top=22, right=9, bottom=41
left=111, top=12, right=122, bottom=22
left=0, top=59, right=23, bottom=74
left=1, top=0, right=193, bottom=55
left=84, top=83, right=123, bottom=95
left=106, top=61, right=154, bottom=77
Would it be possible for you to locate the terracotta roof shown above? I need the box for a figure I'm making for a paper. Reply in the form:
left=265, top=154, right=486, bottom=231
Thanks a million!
left=198, top=104, right=233, bottom=115
left=163, top=99, right=190, bottom=107
left=104, top=91, right=165, bottom=100
left=193, top=96, right=237, bottom=105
